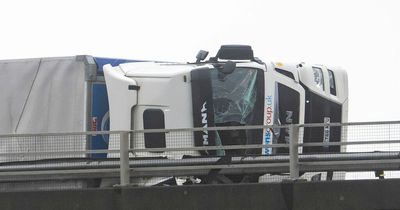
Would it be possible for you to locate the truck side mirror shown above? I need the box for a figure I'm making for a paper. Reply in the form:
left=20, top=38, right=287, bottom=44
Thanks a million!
left=196, top=50, right=209, bottom=63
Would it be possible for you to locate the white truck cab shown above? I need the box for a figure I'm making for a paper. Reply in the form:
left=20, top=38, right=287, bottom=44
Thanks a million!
left=104, top=45, right=348, bottom=158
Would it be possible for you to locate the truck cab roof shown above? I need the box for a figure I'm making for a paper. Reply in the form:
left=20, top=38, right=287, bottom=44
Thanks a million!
left=117, top=61, right=267, bottom=78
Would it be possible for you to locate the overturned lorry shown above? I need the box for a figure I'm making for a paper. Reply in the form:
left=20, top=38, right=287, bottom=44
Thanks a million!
left=105, top=45, right=348, bottom=158
left=0, top=45, right=348, bottom=186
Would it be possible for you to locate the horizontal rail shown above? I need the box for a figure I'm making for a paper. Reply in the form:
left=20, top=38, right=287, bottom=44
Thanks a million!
left=129, top=144, right=289, bottom=153
left=0, top=120, right=398, bottom=137
left=1, top=139, right=400, bottom=157
left=0, top=152, right=398, bottom=172
left=0, top=168, right=121, bottom=182
left=300, top=139, right=400, bottom=147
left=0, top=130, right=127, bottom=138
left=0, top=149, right=120, bottom=157
left=299, top=120, right=400, bottom=128
left=1, top=157, right=400, bottom=182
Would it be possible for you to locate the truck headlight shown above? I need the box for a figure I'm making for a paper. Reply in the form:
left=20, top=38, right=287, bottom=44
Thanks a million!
left=312, top=67, right=324, bottom=90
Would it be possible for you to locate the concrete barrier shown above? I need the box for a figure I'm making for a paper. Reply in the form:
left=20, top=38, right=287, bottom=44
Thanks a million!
left=0, top=179, right=400, bottom=210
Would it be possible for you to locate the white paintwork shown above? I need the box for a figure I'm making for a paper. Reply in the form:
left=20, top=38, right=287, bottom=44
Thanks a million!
left=130, top=67, right=197, bottom=157
left=103, top=64, right=138, bottom=152
left=105, top=63, right=203, bottom=158
left=263, top=62, right=306, bottom=155
left=298, top=64, right=348, bottom=104
left=121, top=62, right=196, bottom=78
left=297, top=64, right=349, bottom=148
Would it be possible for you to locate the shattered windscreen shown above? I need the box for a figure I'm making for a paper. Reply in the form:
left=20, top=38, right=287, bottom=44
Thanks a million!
left=210, top=67, right=258, bottom=124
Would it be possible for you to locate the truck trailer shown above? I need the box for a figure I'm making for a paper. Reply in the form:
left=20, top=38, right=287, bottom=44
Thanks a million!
left=0, top=55, right=140, bottom=161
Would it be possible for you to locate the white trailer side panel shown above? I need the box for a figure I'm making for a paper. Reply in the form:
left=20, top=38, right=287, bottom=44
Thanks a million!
left=0, top=59, right=40, bottom=133
left=0, top=57, right=87, bottom=162
left=15, top=57, right=86, bottom=133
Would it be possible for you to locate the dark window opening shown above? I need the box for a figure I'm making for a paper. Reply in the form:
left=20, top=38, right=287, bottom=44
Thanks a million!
left=312, top=67, right=325, bottom=90
left=275, top=68, right=295, bottom=80
left=143, top=109, right=166, bottom=149
left=130, top=106, right=135, bottom=147
left=328, top=70, right=337, bottom=96
left=190, top=67, right=264, bottom=156
left=210, top=67, right=264, bottom=155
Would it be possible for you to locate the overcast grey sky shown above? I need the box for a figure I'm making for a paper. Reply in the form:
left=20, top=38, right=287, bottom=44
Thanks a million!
left=1, top=0, right=399, bottom=122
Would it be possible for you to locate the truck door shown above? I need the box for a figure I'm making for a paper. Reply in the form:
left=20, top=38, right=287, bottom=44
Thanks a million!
left=264, top=63, right=305, bottom=155
left=274, top=82, right=301, bottom=153
left=302, top=66, right=342, bottom=153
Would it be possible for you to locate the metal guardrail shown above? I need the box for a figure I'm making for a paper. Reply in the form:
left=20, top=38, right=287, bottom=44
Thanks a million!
left=0, top=121, right=399, bottom=188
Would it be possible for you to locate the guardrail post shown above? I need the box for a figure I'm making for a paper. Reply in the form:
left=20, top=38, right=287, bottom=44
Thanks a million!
left=120, top=132, right=130, bottom=186
left=289, top=124, right=299, bottom=179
